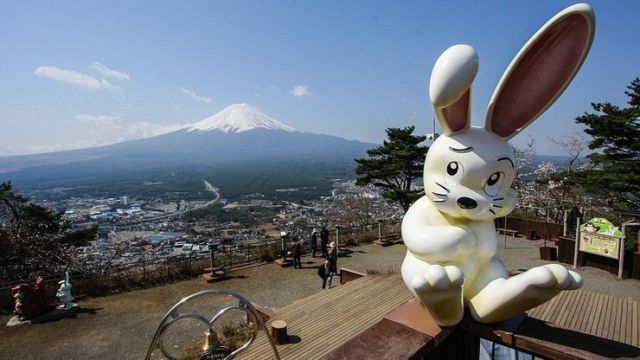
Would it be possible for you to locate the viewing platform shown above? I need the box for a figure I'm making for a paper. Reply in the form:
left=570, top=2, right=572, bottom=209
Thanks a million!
left=242, top=273, right=640, bottom=359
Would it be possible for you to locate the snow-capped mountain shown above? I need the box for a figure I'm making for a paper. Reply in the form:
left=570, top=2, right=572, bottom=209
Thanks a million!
left=186, top=103, right=296, bottom=133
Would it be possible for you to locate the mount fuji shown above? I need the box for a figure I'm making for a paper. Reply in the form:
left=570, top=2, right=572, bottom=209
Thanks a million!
left=0, top=104, right=374, bottom=200
left=185, top=103, right=296, bottom=133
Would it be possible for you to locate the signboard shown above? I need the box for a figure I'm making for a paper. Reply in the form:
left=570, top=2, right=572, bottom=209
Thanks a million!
left=579, top=218, right=622, bottom=260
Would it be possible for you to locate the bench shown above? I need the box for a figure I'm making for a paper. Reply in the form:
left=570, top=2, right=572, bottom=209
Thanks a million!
left=340, top=268, right=367, bottom=285
left=274, top=257, right=293, bottom=267
left=202, top=266, right=229, bottom=283
left=497, top=228, right=519, bottom=237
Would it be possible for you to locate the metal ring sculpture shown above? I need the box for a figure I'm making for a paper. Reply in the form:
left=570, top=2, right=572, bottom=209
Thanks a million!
left=146, top=289, right=280, bottom=360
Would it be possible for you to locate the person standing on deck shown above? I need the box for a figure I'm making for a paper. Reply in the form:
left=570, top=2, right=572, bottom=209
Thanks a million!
left=320, top=225, right=329, bottom=258
left=318, top=259, right=331, bottom=289
left=324, top=242, right=338, bottom=288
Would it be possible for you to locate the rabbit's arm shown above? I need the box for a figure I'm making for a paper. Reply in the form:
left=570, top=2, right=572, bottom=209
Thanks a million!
left=402, top=197, right=474, bottom=261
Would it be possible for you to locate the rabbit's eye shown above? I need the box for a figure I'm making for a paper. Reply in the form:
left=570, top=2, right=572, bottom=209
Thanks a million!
left=487, top=172, right=500, bottom=186
left=484, top=171, right=504, bottom=196
left=444, top=161, right=464, bottom=186
left=447, top=162, right=459, bottom=175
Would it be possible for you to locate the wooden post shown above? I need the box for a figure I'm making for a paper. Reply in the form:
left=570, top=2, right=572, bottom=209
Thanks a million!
left=619, top=222, right=640, bottom=279
left=619, top=226, right=626, bottom=279
left=271, top=319, right=288, bottom=345
left=573, top=218, right=580, bottom=268
left=503, top=216, right=508, bottom=249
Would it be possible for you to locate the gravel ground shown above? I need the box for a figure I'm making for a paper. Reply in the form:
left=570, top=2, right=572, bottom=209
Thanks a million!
left=0, top=235, right=637, bottom=359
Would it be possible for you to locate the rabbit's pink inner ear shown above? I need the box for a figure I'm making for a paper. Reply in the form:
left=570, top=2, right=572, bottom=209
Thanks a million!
left=489, top=14, right=591, bottom=138
left=442, top=89, right=470, bottom=133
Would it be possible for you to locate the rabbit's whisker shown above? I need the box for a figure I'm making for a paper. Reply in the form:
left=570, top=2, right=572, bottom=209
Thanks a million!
left=494, top=197, right=504, bottom=201
left=431, top=192, right=447, bottom=197
left=491, top=204, right=503, bottom=208
left=432, top=199, right=446, bottom=203
left=489, top=209, right=496, bottom=215
left=435, top=182, right=450, bottom=193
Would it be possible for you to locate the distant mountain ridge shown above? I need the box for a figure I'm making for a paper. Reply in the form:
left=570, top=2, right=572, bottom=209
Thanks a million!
left=0, top=104, right=374, bottom=200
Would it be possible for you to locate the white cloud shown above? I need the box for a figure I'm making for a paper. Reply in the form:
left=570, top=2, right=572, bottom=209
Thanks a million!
left=91, top=62, right=131, bottom=81
left=75, top=113, right=189, bottom=145
left=177, top=87, right=212, bottom=104
left=34, top=66, right=120, bottom=92
left=122, top=121, right=188, bottom=139
left=290, top=84, right=312, bottom=98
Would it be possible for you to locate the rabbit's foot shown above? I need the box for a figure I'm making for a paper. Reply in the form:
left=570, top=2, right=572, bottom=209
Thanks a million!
left=410, top=264, right=464, bottom=326
left=468, top=264, right=582, bottom=323
left=521, top=264, right=582, bottom=291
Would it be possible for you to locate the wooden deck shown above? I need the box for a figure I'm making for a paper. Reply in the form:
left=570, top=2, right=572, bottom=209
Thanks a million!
left=241, top=273, right=639, bottom=359
left=239, top=273, right=413, bottom=359
left=527, top=288, right=639, bottom=348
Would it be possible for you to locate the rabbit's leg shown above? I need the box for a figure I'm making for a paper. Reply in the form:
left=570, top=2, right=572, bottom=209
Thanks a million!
left=466, top=262, right=582, bottom=323
left=401, top=252, right=464, bottom=326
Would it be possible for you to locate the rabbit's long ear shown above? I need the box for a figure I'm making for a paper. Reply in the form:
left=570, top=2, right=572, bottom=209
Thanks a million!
left=485, top=3, right=596, bottom=139
left=430, top=44, right=478, bottom=135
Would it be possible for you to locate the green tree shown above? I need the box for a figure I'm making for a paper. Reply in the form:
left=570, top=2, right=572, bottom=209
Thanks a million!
left=355, top=126, right=428, bottom=212
left=571, top=78, right=640, bottom=210
left=0, top=182, right=97, bottom=281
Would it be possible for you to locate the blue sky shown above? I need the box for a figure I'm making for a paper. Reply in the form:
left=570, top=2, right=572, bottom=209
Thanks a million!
left=1, top=1, right=638, bottom=155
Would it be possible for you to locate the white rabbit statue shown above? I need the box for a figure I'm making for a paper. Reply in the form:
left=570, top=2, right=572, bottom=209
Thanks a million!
left=402, top=3, right=595, bottom=326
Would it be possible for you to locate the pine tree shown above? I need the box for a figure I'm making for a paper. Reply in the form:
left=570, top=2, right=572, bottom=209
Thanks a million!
left=572, top=78, right=640, bottom=210
left=355, top=126, right=428, bottom=212
left=0, top=182, right=97, bottom=281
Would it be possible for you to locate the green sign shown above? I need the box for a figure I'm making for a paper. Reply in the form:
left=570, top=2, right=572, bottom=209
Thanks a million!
left=579, top=218, right=622, bottom=259
left=579, top=217, right=623, bottom=237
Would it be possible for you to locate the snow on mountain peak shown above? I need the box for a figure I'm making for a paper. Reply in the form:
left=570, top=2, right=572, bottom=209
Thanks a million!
left=187, top=103, right=296, bottom=133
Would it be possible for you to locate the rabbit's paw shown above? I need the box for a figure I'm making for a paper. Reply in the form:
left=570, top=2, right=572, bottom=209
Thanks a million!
left=410, top=264, right=464, bottom=326
left=524, top=264, right=582, bottom=290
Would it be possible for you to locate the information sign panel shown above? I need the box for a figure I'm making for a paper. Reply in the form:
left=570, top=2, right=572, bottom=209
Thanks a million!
left=578, top=218, right=623, bottom=260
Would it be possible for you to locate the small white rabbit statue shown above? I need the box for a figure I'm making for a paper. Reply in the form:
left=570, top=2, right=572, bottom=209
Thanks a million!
left=56, top=271, right=74, bottom=310
left=402, top=3, right=595, bottom=326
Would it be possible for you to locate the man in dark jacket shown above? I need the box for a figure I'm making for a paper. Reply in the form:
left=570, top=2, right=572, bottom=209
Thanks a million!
left=292, top=238, right=302, bottom=269
left=320, top=225, right=329, bottom=258
left=310, top=228, right=318, bottom=257
left=318, top=259, right=332, bottom=289
left=319, top=242, right=338, bottom=289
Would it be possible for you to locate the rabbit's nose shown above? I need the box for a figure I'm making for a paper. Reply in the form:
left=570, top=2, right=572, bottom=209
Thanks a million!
left=457, top=197, right=477, bottom=209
